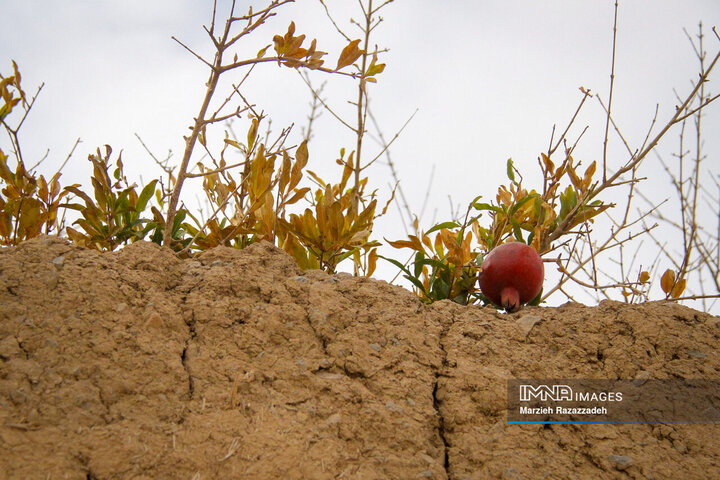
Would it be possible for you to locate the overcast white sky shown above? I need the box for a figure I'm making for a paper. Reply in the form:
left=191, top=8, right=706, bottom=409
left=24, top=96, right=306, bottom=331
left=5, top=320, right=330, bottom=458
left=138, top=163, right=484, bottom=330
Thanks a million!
left=2, top=1, right=720, bottom=309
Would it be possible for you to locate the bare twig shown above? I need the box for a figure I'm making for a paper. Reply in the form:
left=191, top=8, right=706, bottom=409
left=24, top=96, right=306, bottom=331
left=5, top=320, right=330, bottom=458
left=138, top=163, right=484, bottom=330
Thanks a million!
left=602, top=0, right=619, bottom=182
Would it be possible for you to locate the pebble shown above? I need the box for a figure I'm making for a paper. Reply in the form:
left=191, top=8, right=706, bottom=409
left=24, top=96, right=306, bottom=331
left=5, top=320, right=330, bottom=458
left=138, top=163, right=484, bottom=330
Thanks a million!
left=608, top=454, right=633, bottom=470
left=516, top=315, right=542, bottom=338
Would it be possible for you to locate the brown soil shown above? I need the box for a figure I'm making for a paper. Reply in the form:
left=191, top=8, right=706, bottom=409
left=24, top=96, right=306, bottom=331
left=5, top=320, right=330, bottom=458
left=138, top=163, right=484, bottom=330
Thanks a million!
left=1, top=235, right=719, bottom=479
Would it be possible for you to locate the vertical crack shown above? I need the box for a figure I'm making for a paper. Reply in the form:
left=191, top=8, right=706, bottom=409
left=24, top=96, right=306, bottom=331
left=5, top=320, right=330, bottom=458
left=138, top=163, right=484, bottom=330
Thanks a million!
left=432, top=307, right=453, bottom=478
left=433, top=374, right=450, bottom=472
left=182, top=309, right=197, bottom=398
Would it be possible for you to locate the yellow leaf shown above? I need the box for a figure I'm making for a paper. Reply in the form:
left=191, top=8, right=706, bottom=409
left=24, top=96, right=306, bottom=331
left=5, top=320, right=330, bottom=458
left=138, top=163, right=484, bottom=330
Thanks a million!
left=566, top=161, right=582, bottom=191
left=639, top=271, right=650, bottom=283
left=273, top=35, right=285, bottom=54
left=583, top=160, right=597, bottom=190
left=660, top=269, right=676, bottom=294
left=434, top=232, right=444, bottom=257
left=279, top=151, right=292, bottom=193
left=496, top=185, right=512, bottom=206
left=349, top=229, right=370, bottom=245
left=671, top=278, right=686, bottom=299
left=421, top=233, right=433, bottom=251
left=65, top=226, right=87, bottom=245
left=366, top=62, right=385, bottom=77
left=247, top=117, right=258, bottom=152
left=387, top=239, right=419, bottom=251
left=439, top=229, right=458, bottom=254
left=284, top=187, right=310, bottom=206
left=336, top=39, right=363, bottom=70
left=306, top=170, right=326, bottom=189
left=0, top=211, right=11, bottom=239
left=224, top=138, right=242, bottom=150
left=38, top=176, right=48, bottom=203
left=296, top=140, right=309, bottom=167
left=541, top=153, right=555, bottom=175
left=367, top=248, right=378, bottom=277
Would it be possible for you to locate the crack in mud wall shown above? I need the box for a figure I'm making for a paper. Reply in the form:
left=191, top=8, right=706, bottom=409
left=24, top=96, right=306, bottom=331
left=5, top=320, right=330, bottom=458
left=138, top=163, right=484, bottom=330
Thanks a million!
left=2, top=236, right=720, bottom=479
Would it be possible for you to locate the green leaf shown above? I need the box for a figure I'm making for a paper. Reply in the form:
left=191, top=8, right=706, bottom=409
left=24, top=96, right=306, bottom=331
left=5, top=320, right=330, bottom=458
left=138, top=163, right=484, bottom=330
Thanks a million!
left=510, top=217, right=523, bottom=242
left=508, top=194, right=535, bottom=217
left=413, top=251, right=425, bottom=278
left=431, top=276, right=450, bottom=300
left=506, top=158, right=515, bottom=182
left=404, top=274, right=429, bottom=295
left=337, top=249, right=356, bottom=264
left=366, top=62, right=386, bottom=77
left=378, top=254, right=427, bottom=296
left=426, top=221, right=460, bottom=235
left=172, top=209, right=187, bottom=235
left=136, top=179, right=157, bottom=215
left=472, top=202, right=503, bottom=213
left=559, top=186, right=577, bottom=220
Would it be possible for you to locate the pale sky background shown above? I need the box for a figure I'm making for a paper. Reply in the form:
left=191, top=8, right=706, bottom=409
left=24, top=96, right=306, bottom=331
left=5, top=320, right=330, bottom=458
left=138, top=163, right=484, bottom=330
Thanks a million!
left=2, top=1, right=720, bottom=310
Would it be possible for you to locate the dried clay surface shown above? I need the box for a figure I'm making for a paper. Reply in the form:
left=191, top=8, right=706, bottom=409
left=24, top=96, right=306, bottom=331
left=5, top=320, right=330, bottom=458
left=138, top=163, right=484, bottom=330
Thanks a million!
left=1, top=235, right=719, bottom=479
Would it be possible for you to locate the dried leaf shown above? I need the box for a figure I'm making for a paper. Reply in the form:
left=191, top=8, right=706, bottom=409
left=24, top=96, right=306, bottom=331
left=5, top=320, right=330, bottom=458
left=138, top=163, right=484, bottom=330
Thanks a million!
left=247, top=117, right=258, bottom=152
left=224, top=138, right=243, bottom=150
left=336, top=39, right=363, bottom=70
left=284, top=187, right=310, bottom=206
left=296, top=140, right=309, bottom=167
left=387, top=238, right=419, bottom=250
left=541, top=153, right=555, bottom=175
left=38, top=176, right=48, bottom=203
left=566, top=161, right=582, bottom=191
left=582, top=160, right=597, bottom=191
left=671, top=278, right=686, bottom=299
left=365, top=52, right=385, bottom=77
left=279, top=151, right=292, bottom=194
left=660, top=269, right=676, bottom=294
left=367, top=248, right=378, bottom=277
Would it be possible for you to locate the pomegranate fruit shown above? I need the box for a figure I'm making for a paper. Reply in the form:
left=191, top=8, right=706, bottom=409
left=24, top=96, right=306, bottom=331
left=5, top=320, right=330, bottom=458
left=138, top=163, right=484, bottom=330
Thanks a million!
left=478, top=242, right=544, bottom=312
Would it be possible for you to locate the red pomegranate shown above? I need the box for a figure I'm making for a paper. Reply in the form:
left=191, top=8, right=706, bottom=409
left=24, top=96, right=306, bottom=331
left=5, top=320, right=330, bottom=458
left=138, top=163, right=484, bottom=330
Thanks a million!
left=478, top=242, right=544, bottom=312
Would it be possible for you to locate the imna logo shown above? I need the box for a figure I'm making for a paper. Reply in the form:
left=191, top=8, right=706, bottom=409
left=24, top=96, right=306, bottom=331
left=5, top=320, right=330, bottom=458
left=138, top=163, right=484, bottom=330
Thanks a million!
left=519, top=384, right=573, bottom=402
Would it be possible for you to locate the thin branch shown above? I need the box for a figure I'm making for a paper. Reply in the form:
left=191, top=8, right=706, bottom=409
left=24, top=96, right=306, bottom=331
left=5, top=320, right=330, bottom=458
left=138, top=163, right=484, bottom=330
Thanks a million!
left=549, top=87, right=592, bottom=156
left=171, top=36, right=214, bottom=69
left=602, top=0, right=619, bottom=182
left=360, top=108, right=417, bottom=171
left=319, top=0, right=352, bottom=42
left=185, top=159, right=248, bottom=178
left=544, top=45, right=720, bottom=250
left=298, top=71, right=356, bottom=131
